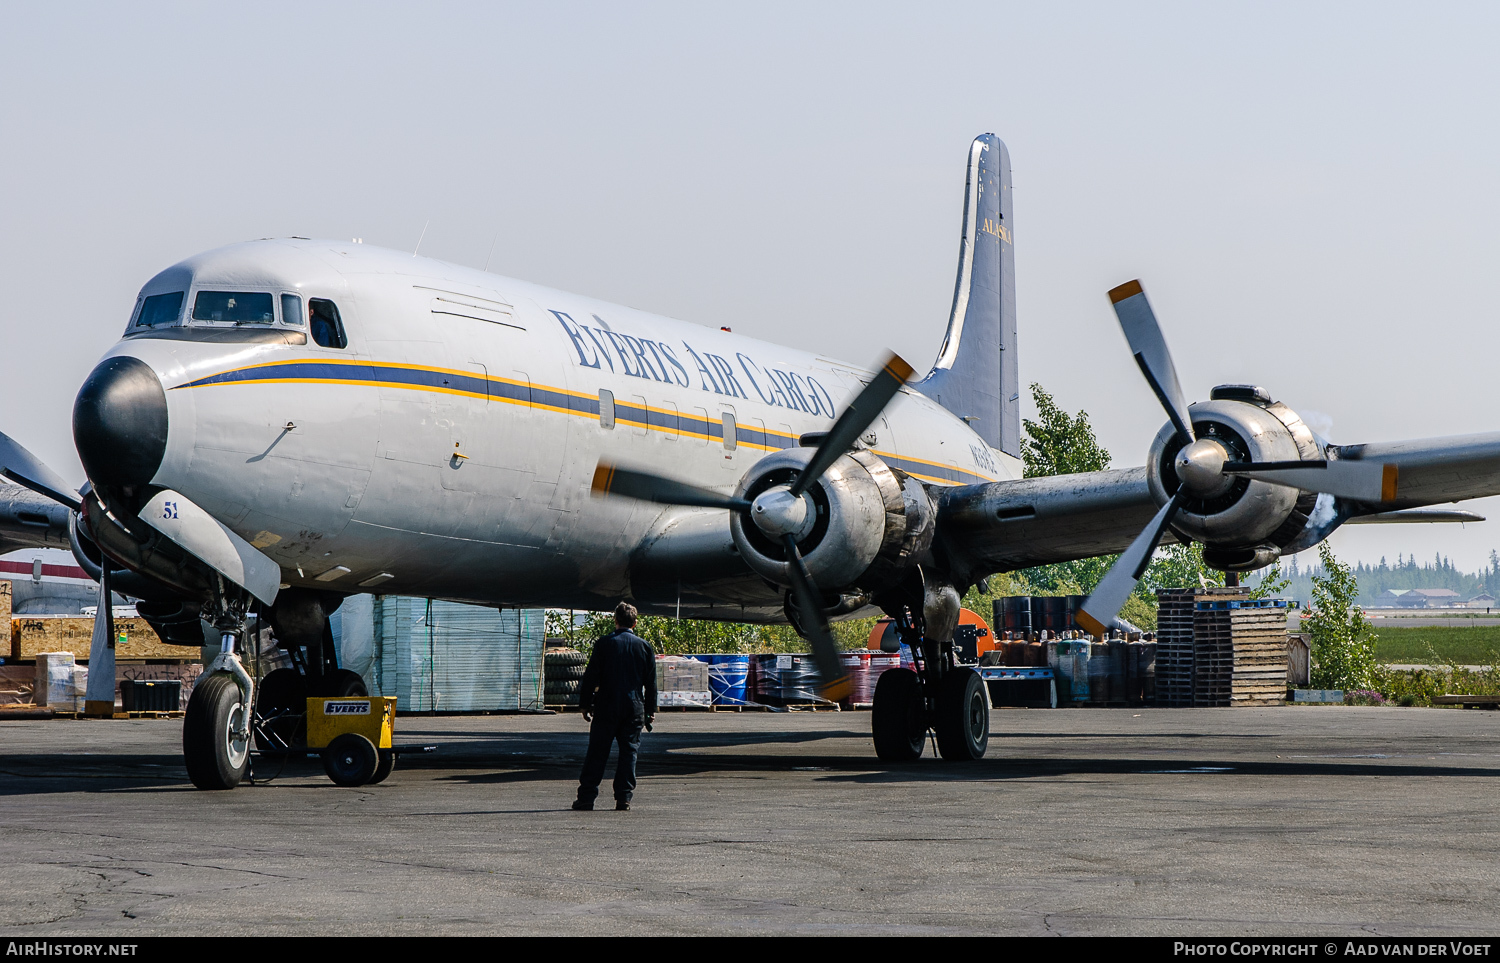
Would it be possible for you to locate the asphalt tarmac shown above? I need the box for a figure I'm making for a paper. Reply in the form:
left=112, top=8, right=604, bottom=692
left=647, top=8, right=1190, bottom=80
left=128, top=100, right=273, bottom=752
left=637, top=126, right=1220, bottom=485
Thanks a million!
left=1, top=706, right=1497, bottom=936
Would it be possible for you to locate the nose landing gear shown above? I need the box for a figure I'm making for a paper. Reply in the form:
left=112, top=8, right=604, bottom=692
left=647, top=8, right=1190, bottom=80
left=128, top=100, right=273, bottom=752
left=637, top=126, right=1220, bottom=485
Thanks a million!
left=183, top=582, right=372, bottom=789
left=183, top=576, right=255, bottom=790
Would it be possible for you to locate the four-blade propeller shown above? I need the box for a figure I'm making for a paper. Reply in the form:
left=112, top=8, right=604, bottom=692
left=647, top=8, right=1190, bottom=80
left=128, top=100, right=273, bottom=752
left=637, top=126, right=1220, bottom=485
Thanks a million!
left=592, top=353, right=915, bottom=702
left=1076, top=281, right=1398, bottom=636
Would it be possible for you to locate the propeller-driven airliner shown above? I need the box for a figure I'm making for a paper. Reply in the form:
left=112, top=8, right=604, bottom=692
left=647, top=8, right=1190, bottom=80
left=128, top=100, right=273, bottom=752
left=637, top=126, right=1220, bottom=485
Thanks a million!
left=4, top=134, right=1498, bottom=788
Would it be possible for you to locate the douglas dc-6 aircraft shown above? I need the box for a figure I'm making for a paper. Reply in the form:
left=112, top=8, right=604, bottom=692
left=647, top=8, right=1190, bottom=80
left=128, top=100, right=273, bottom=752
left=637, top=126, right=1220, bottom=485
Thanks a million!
left=4, top=134, right=1500, bottom=789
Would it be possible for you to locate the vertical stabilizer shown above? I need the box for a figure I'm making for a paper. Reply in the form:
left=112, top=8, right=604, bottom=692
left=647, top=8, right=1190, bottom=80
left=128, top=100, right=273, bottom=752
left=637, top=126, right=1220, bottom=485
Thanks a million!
left=916, top=134, right=1017, bottom=456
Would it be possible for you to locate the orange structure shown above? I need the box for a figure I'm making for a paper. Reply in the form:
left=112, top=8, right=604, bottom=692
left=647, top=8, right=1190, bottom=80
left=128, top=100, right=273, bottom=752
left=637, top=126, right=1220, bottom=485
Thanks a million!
left=868, top=608, right=994, bottom=656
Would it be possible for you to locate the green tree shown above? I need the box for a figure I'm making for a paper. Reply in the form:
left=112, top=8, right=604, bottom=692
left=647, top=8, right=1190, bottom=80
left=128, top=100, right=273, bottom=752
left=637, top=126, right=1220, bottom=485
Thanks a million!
left=1305, top=541, right=1378, bottom=690
left=1021, top=383, right=1111, bottom=478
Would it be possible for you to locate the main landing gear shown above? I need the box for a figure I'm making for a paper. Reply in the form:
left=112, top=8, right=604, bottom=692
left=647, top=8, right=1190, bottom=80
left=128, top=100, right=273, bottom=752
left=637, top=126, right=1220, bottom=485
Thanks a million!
left=183, top=586, right=364, bottom=790
left=870, top=585, right=989, bottom=763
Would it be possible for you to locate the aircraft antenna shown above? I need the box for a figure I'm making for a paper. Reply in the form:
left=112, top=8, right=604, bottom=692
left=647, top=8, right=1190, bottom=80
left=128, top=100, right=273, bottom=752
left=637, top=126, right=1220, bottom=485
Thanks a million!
left=412, top=219, right=430, bottom=257
left=483, top=230, right=499, bottom=272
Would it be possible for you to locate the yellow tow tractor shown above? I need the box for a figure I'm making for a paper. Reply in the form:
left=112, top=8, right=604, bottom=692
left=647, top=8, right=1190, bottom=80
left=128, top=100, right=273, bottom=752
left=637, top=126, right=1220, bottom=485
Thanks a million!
left=305, top=696, right=397, bottom=787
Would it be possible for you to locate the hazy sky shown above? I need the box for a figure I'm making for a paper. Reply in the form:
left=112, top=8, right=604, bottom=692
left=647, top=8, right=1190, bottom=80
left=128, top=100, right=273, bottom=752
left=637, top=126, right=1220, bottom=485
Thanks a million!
left=4, top=2, right=1499, bottom=572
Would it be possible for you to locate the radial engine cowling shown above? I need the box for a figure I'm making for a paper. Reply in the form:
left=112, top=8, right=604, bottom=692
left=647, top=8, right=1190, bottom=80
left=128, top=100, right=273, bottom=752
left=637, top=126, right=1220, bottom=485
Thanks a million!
left=1146, top=389, right=1326, bottom=571
left=729, top=446, right=935, bottom=595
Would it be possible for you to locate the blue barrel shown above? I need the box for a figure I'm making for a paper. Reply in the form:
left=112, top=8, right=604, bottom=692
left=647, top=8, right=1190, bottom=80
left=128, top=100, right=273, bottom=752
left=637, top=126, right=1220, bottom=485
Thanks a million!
left=702, top=654, right=751, bottom=706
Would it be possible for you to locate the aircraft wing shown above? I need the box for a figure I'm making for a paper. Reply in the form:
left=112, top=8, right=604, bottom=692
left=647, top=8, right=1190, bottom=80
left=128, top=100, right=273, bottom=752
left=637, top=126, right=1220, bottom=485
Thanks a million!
left=937, top=432, right=1500, bottom=586
left=935, top=467, right=1166, bottom=583
left=0, top=482, right=72, bottom=554
left=1336, top=431, right=1500, bottom=511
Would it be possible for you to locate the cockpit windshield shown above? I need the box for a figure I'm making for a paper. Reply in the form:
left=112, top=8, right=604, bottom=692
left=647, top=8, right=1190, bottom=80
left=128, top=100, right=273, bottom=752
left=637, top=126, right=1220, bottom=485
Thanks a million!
left=136, top=292, right=184, bottom=327
left=192, top=291, right=275, bottom=324
left=126, top=285, right=324, bottom=344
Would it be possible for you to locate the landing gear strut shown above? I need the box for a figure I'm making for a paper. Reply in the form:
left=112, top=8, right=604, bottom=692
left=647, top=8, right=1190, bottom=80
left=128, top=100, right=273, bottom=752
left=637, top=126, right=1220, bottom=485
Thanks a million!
left=870, top=576, right=989, bottom=762
left=183, top=576, right=254, bottom=789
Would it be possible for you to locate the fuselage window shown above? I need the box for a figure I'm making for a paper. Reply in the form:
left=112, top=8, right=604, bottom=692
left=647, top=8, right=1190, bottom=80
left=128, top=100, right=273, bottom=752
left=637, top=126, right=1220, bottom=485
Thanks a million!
left=722, top=411, right=737, bottom=450
left=598, top=389, right=616, bottom=429
left=135, top=292, right=184, bottom=327
left=281, top=293, right=304, bottom=327
left=309, top=298, right=347, bottom=349
left=192, top=291, right=274, bottom=324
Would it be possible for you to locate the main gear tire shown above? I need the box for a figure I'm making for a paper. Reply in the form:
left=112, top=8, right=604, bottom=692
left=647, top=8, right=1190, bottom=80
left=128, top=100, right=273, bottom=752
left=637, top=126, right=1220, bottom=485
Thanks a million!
left=184, top=673, right=251, bottom=790
left=934, top=667, right=989, bottom=761
left=871, top=668, right=925, bottom=761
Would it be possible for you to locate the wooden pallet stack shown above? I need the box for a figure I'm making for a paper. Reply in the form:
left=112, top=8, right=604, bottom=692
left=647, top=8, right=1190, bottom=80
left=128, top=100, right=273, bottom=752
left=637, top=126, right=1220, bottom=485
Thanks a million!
left=1156, top=588, right=1291, bottom=707
left=1155, top=588, right=1234, bottom=707
left=1199, top=598, right=1292, bottom=707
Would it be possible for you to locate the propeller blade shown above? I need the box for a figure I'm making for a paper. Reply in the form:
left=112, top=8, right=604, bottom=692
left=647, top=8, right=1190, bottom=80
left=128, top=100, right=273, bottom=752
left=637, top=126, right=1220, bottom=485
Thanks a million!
left=1222, top=460, right=1397, bottom=503
left=591, top=463, right=751, bottom=512
left=140, top=489, right=282, bottom=605
left=0, top=430, right=81, bottom=511
left=1108, top=280, right=1195, bottom=447
left=1076, top=493, right=1185, bottom=638
left=83, top=562, right=117, bottom=714
left=781, top=534, right=852, bottom=703
left=789, top=353, right=914, bottom=498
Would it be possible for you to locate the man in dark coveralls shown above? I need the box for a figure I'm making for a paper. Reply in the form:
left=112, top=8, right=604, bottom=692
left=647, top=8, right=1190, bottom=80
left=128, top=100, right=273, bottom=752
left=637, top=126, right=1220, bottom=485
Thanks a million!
left=573, top=602, right=657, bottom=811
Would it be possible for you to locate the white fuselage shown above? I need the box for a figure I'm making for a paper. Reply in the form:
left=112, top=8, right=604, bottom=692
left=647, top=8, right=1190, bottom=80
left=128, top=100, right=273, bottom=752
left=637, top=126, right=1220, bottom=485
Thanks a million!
left=106, top=239, right=1018, bottom=619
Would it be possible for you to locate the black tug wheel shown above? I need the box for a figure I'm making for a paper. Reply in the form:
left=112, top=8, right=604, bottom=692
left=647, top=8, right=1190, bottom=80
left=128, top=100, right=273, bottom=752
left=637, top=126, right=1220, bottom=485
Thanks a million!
left=184, top=673, right=251, bottom=790
left=369, top=749, right=396, bottom=785
left=324, top=733, right=379, bottom=786
left=935, top=667, right=989, bottom=761
left=254, top=667, right=307, bottom=750
left=872, top=668, right=926, bottom=761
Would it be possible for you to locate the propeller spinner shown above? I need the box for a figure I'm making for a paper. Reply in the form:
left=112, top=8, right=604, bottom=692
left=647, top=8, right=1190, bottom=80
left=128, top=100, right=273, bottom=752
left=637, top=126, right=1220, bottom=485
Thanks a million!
left=592, top=353, right=916, bottom=702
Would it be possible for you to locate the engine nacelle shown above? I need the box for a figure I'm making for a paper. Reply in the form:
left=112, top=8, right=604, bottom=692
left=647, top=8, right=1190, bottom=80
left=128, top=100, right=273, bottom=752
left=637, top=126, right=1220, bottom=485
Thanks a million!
left=728, top=446, right=935, bottom=596
left=1146, top=387, right=1326, bottom=571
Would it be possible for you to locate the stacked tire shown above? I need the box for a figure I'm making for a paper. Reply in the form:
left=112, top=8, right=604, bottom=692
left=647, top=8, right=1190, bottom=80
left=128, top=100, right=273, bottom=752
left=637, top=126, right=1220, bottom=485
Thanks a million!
left=545, top=648, right=586, bottom=707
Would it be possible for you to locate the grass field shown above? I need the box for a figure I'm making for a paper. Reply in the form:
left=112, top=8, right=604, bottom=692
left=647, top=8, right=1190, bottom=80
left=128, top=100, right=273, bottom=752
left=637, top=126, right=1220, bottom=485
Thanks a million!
left=1371, top=625, right=1500, bottom=664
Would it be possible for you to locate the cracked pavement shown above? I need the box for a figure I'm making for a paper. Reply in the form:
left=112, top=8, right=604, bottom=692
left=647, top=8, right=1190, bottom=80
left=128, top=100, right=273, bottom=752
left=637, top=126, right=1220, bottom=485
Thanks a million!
left=1, top=706, right=1498, bottom=935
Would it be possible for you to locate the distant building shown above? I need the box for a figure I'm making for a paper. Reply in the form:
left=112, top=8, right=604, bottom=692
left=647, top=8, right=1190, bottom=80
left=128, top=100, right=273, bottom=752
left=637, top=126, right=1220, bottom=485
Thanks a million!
left=1464, top=593, right=1497, bottom=609
left=1377, top=588, right=1464, bottom=608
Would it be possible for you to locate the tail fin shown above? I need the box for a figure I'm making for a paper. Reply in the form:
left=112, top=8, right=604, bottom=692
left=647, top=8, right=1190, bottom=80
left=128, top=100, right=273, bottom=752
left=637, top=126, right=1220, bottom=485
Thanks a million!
left=916, top=134, right=1017, bottom=457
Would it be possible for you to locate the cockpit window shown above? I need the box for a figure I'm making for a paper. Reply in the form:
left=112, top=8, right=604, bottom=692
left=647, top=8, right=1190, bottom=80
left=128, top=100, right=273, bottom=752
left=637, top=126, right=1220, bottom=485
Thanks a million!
left=192, top=291, right=274, bottom=324
left=136, top=292, right=184, bottom=327
left=281, top=293, right=304, bottom=327
left=309, top=298, right=347, bottom=349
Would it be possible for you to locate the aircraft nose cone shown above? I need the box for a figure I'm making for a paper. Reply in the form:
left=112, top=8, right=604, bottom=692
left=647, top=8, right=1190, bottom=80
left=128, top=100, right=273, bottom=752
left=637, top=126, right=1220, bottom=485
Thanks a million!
left=72, top=356, right=168, bottom=490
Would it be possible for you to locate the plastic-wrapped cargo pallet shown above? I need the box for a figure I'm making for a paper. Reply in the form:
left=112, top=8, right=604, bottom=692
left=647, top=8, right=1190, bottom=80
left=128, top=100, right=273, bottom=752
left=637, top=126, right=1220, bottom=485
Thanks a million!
left=361, top=597, right=545, bottom=712
left=685, top=655, right=753, bottom=707
left=656, top=656, right=712, bottom=707
left=754, top=653, right=833, bottom=706
left=33, top=652, right=83, bottom=711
